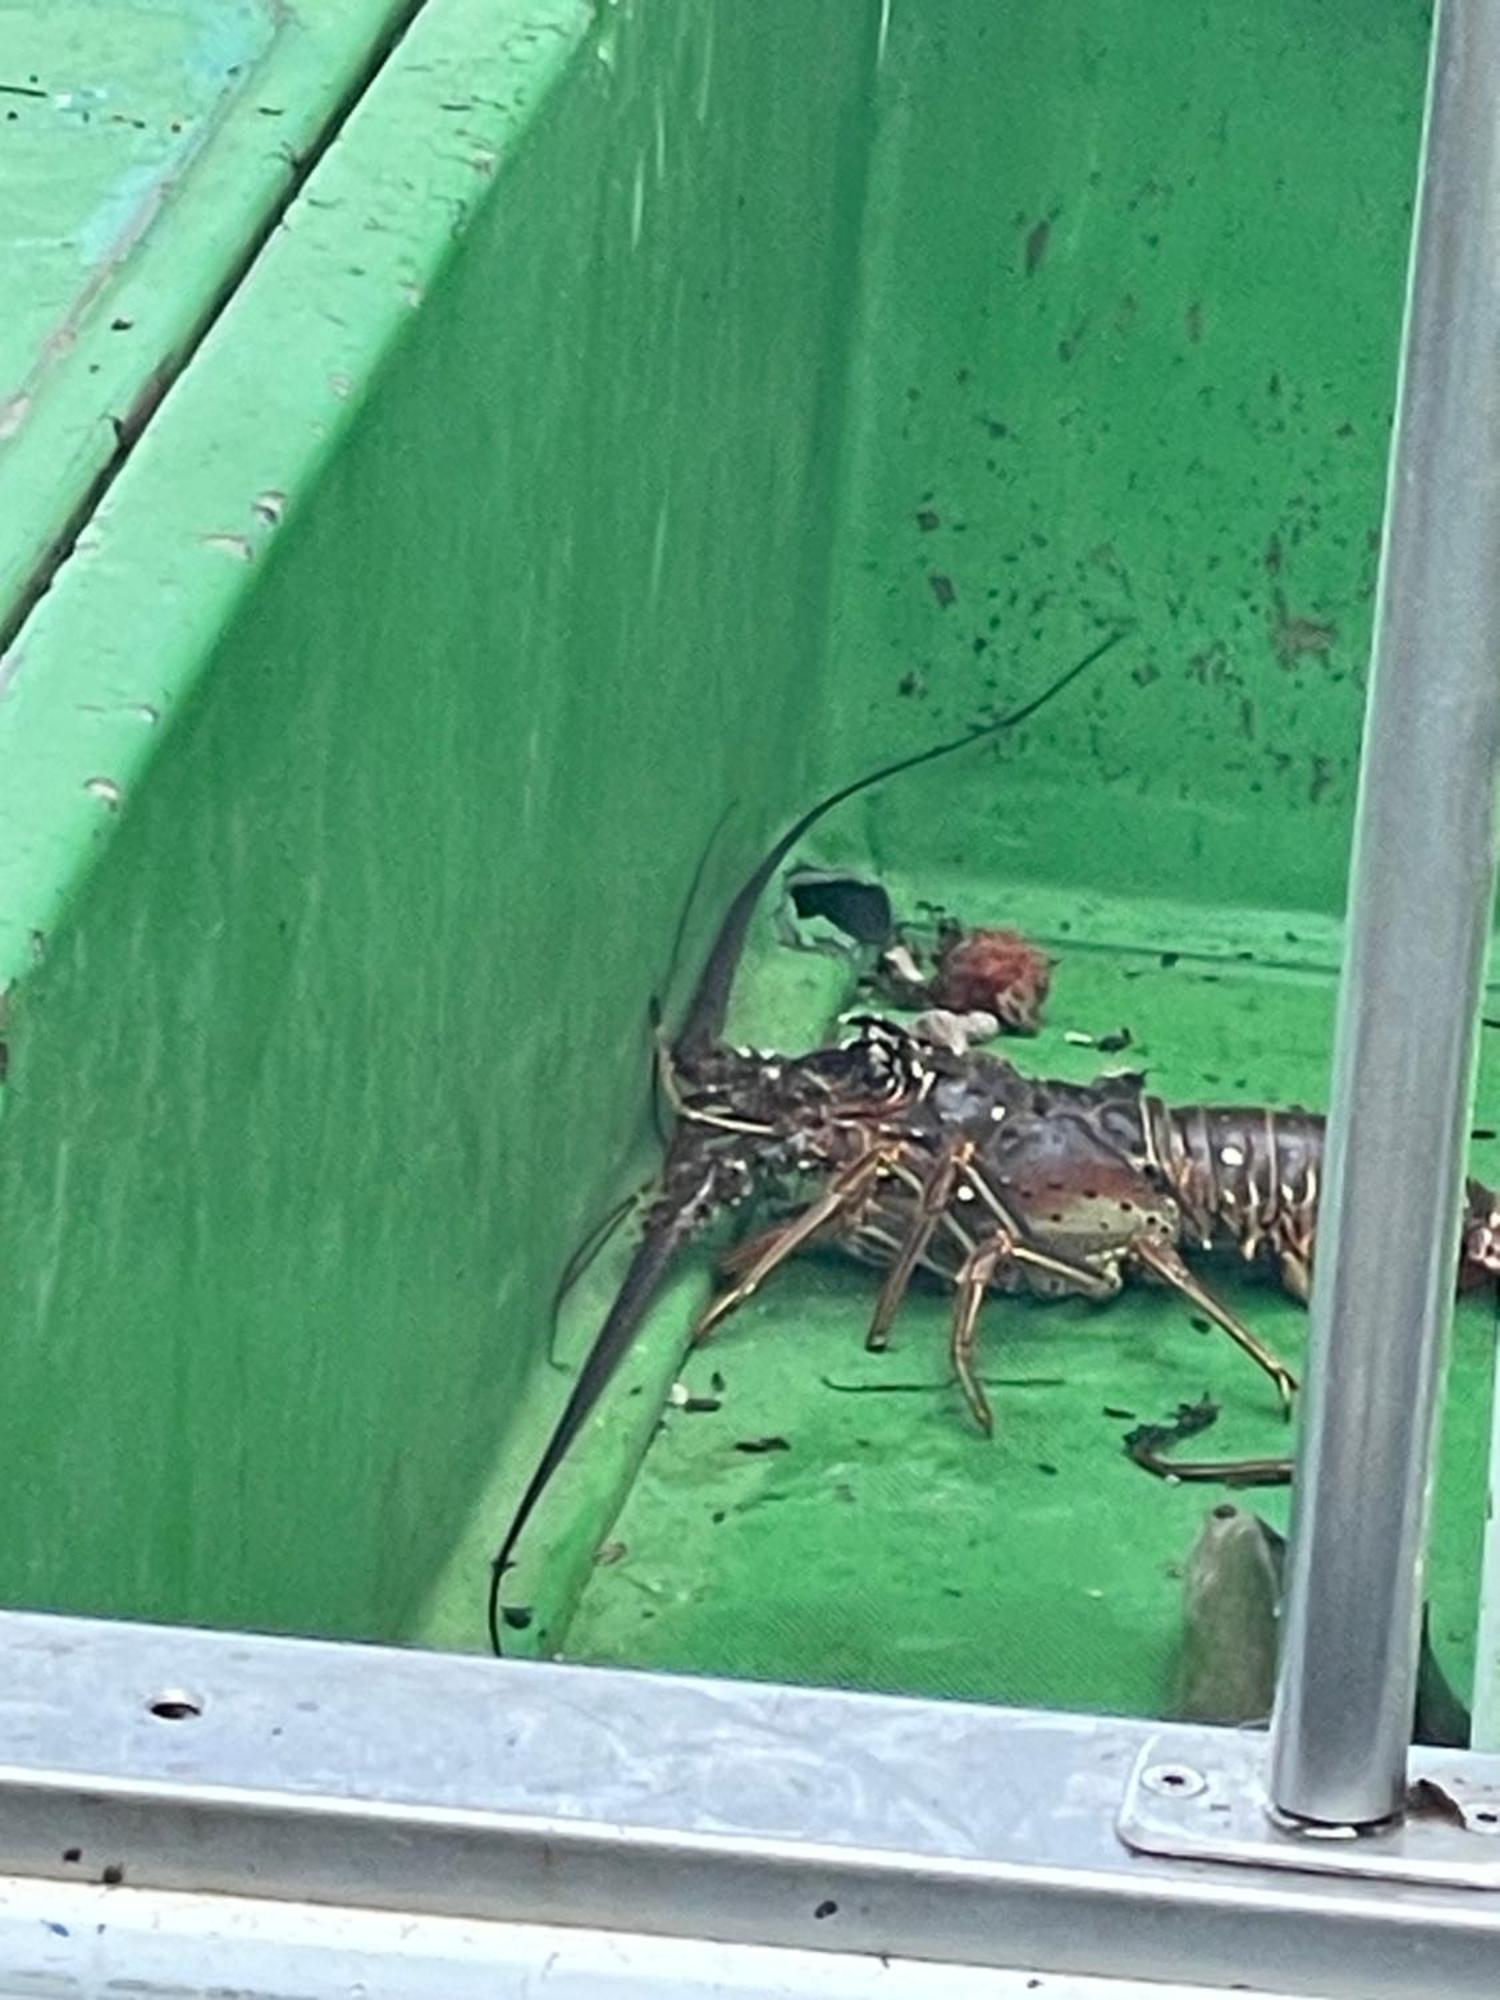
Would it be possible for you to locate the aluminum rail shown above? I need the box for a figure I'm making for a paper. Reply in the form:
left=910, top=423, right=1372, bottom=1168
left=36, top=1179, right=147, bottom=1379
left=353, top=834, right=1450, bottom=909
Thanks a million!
left=1269, top=0, right=1500, bottom=1828
left=1, top=1608, right=1500, bottom=1998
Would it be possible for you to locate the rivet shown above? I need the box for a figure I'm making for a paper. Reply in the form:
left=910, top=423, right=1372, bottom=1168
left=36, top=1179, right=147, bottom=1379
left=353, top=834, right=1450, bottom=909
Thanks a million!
left=1142, top=1762, right=1206, bottom=1800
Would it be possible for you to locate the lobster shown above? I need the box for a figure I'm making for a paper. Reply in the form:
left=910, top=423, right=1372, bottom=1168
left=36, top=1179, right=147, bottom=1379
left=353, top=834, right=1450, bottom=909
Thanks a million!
left=485, top=629, right=1500, bottom=1645
left=486, top=630, right=1129, bottom=1647
left=704, top=1043, right=1500, bottom=1455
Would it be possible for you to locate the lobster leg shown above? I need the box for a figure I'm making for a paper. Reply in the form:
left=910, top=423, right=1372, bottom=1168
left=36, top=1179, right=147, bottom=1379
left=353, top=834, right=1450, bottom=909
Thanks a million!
left=717, top=1219, right=814, bottom=1279
left=1277, top=1249, right=1311, bottom=1304
left=950, top=1222, right=1122, bottom=1434
left=1129, top=1440, right=1294, bottom=1485
left=954, top=1157, right=1126, bottom=1303
left=714, top=1207, right=921, bottom=1282
left=865, top=1140, right=973, bottom=1353
left=952, top=1243, right=1002, bottom=1432
left=1131, top=1234, right=1298, bottom=1415
left=1122, top=1397, right=1293, bottom=1486
left=694, top=1145, right=892, bottom=1343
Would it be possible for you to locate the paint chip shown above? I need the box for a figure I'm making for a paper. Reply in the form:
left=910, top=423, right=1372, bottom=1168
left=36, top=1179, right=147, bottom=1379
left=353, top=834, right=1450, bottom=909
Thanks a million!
left=201, top=533, right=253, bottom=562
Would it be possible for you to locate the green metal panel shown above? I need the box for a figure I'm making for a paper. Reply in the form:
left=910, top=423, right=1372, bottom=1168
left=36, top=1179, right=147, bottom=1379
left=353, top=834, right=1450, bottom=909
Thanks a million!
left=0, top=0, right=877, bottom=1640
left=809, top=0, right=1429, bottom=920
left=0, top=0, right=1486, bottom=1726
left=0, top=0, right=423, bottom=638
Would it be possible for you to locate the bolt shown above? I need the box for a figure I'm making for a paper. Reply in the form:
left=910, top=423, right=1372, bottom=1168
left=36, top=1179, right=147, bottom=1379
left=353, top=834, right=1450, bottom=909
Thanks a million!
left=1142, top=1762, right=1206, bottom=1800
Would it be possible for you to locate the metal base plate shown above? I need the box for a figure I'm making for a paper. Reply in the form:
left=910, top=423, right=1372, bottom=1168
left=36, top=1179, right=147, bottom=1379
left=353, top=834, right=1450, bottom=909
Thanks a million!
left=1118, top=1728, right=1500, bottom=1889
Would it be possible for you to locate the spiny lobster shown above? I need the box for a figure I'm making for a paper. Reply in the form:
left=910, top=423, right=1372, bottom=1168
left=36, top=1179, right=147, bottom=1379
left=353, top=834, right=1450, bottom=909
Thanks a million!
left=706, top=1046, right=1500, bottom=1444
left=487, top=630, right=1128, bottom=1646
left=487, top=631, right=1500, bottom=1647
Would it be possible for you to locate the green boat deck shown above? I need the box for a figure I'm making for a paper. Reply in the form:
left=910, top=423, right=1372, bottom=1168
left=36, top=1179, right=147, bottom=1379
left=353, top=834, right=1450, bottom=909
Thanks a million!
left=470, top=873, right=1497, bottom=1718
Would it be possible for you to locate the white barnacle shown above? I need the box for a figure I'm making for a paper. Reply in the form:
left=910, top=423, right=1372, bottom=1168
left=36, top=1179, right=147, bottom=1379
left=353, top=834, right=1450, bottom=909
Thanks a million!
left=989, top=1104, right=1006, bottom=1121
left=1220, top=1144, right=1246, bottom=1167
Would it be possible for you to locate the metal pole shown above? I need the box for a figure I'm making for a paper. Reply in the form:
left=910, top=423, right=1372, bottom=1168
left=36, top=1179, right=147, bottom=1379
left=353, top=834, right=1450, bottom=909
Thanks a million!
left=1268, top=0, right=1500, bottom=1829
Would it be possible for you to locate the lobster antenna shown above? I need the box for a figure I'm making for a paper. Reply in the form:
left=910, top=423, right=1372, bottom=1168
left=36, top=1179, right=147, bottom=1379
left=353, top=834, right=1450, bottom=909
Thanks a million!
left=548, top=800, right=741, bottom=1327
left=488, top=1209, right=696, bottom=1654
left=488, top=624, right=1132, bottom=1653
left=658, top=797, right=739, bottom=1019
left=673, top=624, right=1132, bottom=1063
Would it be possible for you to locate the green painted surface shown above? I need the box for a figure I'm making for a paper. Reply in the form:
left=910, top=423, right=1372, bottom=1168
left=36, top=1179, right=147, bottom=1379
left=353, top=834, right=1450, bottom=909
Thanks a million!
left=0, top=0, right=1486, bottom=1726
left=0, top=0, right=423, bottom=633
left=541, top=0, right=1478, bottom=1719
left=0, top=0, right=877, bottom=1640
left=814, top=0, right=1428, bottom=921
left=562, top=882, right=1498, bottom=1716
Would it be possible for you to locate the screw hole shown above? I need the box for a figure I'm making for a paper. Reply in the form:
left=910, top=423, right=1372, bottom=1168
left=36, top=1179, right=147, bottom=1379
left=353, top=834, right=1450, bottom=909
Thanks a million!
left=147, top=1690, right=203, bottom=1721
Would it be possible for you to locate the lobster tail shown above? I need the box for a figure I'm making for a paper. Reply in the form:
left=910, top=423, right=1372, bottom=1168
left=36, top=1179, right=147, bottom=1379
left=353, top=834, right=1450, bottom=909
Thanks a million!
left=1149, top=1098, right=1324, bottom=1296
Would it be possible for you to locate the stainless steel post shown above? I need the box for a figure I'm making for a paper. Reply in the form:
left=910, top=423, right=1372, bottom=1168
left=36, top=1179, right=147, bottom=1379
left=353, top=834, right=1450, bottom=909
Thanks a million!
left=1268, top=0, right=1500, bottom=1829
